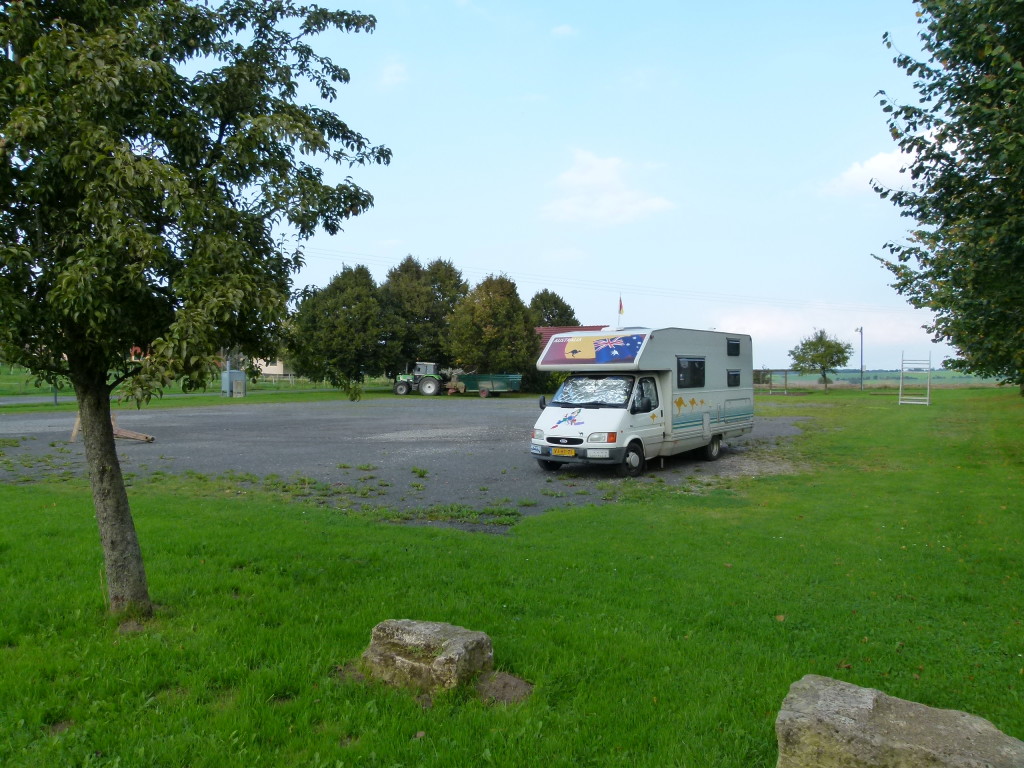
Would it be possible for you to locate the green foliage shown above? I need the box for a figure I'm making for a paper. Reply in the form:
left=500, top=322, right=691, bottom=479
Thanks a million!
left=447, top=274, right=536, bottom=373
left=788, top=329, right=853, bottom=391
left=378, top=255, right=468, bottom=372
left=528, top=288, right=579, bottom=327
left=0, top=0, right=388, bottom=613
left=287, top=266, right=392, bottom=398
left=877, top=0, right=1024, bottom=389
left=0, top=0, right=390, bottom=398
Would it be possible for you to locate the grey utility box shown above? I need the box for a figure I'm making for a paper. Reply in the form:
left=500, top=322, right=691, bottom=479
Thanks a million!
left=221, top=370, right=247, bottom=397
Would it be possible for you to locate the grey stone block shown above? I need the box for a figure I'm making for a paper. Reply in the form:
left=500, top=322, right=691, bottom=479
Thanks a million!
left=362, top=619, right=494, bottom=691
left=776, top=674, right=1024, bottom=768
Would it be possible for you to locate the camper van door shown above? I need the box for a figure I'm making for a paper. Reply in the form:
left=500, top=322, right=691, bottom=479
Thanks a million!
left=626, top=374, right=665, bottom=457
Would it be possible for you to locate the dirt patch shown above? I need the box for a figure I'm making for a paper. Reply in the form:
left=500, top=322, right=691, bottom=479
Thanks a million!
left=476, top=670, right=534, bottom=704
left=47, top=720, right=73, bottom=736
left=696, top=453, right=801, bottom=479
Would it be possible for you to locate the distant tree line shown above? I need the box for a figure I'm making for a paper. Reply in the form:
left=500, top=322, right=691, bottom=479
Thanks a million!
left=284, top=256, right=579, bottom=396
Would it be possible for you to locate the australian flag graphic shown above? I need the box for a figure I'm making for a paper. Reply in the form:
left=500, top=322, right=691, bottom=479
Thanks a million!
left=593, top=333, right=645, bottom=363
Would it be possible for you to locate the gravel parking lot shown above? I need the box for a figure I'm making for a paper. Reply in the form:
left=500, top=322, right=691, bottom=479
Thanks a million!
left=0, top=396, right=804, bottom=517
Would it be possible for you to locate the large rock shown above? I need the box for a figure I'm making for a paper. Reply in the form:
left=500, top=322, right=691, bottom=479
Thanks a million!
left=362, top=619, right=494, bottom=691
left=776, top=674, right=1024, bottom=768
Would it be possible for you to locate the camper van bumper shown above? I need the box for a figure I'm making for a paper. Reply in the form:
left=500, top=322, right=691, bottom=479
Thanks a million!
left=530, top=443, right=627, bottom=465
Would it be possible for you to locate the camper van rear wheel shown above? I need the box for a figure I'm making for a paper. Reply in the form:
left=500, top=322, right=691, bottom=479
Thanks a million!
left=537, top=459, right=560, bottom=472
left=620, top=442, right=646, bottom=478
left=704, top=435, right=721, bottom=461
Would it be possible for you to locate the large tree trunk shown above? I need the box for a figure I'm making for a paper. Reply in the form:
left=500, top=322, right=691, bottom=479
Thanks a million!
left=75, top=382, right=153, bottom=616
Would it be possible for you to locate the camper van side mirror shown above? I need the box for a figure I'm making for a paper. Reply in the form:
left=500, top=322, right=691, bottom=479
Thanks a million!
left=631, top=396, right=651, bottom=415
left=539, top=395, right=547, bottom=410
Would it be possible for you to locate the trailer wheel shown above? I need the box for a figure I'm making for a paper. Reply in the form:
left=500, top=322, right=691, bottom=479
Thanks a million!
left=394, top=381, right=411, bottom=395
left=537, top=459, right=560, bottom=472
left=619, top=441, right=646, bottom=478
left=703, top=435, right=721, bottom=461
left=418, top=377, right=440, bottom=396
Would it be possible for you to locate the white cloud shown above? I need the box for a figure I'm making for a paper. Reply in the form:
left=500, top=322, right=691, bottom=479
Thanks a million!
left=542, top=149, right=674, bottom=225
left=552, top=24, right=577, bottom=37
left=379, top=60, right=408, bottom=88
left=823, top=147, right=911, bottom=196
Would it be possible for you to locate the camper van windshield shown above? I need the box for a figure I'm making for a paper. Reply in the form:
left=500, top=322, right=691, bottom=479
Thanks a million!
left=551, top=375, right=634, bottom=408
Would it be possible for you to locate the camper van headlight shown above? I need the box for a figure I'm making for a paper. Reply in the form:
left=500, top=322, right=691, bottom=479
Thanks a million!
left=588, top=432, right=617, bottom=444
left=532, top=428, right=545, bottom=440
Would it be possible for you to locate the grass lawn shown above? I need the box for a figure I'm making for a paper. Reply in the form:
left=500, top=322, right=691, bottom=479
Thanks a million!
left=0, top=365, right=403, bottom=413
left=0, top=388, right=1021, bottom=766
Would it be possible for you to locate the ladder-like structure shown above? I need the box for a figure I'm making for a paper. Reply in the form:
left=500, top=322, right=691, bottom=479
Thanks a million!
left=899, top=354, right=931, bottom=405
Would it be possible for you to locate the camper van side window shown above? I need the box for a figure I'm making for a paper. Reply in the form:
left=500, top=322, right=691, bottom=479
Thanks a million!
left=727, top=370, right=741, bottom=387
left=676, top=357, right=705, bottom=388
left=727, top=339, right=741, bottom=356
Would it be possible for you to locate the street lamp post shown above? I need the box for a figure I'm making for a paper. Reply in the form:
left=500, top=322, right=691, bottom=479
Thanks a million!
left=855, top=327, right=864, bottom=390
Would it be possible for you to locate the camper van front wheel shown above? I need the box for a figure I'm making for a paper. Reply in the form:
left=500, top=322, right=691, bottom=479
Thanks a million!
left=704, top=435, right=721, bottom=461
left=620, top=442, right=646, bottom=478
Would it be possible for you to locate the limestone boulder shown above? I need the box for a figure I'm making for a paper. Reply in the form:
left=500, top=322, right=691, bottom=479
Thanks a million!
left=362, top=619, right=494, bottom=691
left=776, top=674, right=1024, bottom=768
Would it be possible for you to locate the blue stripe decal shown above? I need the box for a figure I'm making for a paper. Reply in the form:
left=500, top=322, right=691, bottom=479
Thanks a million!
left=671, top=410, right=754, bottom=431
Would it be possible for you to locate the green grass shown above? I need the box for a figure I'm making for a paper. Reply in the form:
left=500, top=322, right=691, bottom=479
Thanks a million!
left=0, top=388, right=1021, bottom=766
left=0, top=368, right=534, bottom=414
left=762, top=367, right=1001, bottom=390
left=0, top=375, right=390, bottom=415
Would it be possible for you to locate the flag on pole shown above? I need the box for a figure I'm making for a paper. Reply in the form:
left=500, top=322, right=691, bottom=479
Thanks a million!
left=618, top=295, right=624, bottom=316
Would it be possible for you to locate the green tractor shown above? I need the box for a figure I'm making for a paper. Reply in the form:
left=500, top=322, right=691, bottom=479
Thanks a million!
left=393, top=361, right=448, bottom=396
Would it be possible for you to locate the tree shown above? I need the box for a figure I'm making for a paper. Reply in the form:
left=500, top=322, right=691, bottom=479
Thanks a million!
left=0, top=1, right=389, bottom=614
left=877, top=0, right=1024, bottom=391
left=528, top=289, right=579, bottom=328
left=788, top=330, right=853, bottom=392
left=447, top=275, right=536, bottom=373
left=423, top=259, right=470, bottom=363
left=287, top=265, right=392, bottom=393
left=379, top=256, right=467, bottom=372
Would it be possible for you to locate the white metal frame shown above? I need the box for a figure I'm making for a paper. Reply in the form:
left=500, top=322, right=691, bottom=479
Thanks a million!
left=899, top=353, right=932, bottom=405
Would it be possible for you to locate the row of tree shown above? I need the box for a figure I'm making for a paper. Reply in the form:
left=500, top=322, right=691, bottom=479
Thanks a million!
left=285, top=256, right=579, bottom=395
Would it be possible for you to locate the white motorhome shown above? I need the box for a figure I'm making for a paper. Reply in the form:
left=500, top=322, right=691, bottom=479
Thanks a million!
left=529, top=327, right=753, bottom=476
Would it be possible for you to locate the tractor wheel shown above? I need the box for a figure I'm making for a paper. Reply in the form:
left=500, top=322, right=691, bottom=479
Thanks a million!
left=394, top=380, right=411, bottom=395
left=418, top=377, right=440, bottom=396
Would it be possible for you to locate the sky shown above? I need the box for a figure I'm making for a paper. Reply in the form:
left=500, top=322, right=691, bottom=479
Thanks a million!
left=292, top=0, right=950, bottom=370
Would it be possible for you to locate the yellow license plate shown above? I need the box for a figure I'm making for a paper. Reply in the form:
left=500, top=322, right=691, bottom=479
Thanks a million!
left=552, top=447, right=576, bottom=457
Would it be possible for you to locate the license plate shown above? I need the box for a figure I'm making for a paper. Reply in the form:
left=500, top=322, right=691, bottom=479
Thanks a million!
left=552, top=447, right=576, bottom=457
